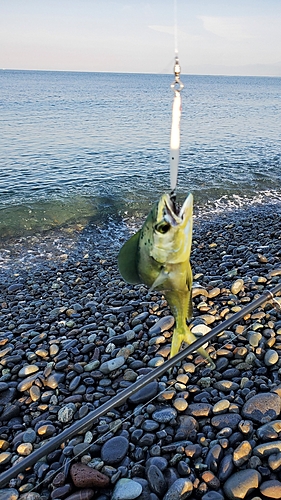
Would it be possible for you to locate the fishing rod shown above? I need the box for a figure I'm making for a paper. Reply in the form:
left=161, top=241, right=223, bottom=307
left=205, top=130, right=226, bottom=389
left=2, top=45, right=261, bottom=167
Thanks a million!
left=0, top=281, right=280, bottom=488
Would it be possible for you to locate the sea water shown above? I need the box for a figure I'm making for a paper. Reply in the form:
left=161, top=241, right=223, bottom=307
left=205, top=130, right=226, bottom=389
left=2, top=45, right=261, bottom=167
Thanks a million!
left=1, top=70, right=281, bottom=238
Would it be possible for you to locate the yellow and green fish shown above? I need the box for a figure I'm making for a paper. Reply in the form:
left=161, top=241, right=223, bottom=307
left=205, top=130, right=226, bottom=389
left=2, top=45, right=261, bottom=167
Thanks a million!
left=118, top=192, right=212, bottom=364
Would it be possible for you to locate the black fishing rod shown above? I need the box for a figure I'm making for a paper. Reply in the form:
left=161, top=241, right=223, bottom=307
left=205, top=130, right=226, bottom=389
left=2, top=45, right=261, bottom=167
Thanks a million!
left=0, top=282, right=280, bottom=488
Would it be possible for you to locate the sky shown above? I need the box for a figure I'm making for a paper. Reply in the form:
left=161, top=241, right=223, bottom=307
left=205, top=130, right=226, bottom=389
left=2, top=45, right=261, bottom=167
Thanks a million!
left=1, top=0, right=281, bottom=76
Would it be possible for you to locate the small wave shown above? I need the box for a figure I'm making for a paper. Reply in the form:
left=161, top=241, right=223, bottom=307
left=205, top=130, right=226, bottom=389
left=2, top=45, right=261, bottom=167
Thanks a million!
left=194, top=189, right=281, bottom=220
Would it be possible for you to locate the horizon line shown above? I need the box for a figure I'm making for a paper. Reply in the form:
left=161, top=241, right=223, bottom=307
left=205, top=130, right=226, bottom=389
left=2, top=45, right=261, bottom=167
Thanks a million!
left=1, top=68, right=281, bottom=79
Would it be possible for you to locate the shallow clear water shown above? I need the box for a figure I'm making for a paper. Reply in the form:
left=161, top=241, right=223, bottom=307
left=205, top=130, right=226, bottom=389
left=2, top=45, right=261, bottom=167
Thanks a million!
left=1, top=70, right=281, bottom=237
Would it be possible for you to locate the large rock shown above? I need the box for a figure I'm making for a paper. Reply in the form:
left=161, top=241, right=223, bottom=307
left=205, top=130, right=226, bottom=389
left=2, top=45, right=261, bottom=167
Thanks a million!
left=163, top=478, right=193, bottom=499
left=223, top=469, right=261, bottom=499
left=242, top=393, right=281, bottom=424
left=70, top=463, right=109, bottom=488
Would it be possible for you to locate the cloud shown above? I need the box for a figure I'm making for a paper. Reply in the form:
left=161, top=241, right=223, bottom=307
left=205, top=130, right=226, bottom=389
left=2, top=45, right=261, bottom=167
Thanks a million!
left=148, top=25, right=174, bottom=36
left=148, top=25, right=201, bottom=45
left=199, top=16, right=254, bottom=41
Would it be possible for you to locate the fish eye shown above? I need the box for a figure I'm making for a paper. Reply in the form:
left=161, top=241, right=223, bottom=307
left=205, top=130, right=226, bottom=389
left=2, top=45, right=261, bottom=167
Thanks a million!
left=155, top=221, right=171, bottom=234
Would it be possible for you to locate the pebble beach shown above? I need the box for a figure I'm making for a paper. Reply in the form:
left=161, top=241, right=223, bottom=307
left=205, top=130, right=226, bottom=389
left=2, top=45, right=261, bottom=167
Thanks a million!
left=0, top=202, right=281, bottom=500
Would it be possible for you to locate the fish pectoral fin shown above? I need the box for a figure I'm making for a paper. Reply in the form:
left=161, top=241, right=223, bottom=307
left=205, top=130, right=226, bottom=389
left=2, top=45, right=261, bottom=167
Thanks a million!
left=118, top=231, right=142, bottom=284
left=149, top=268, right=168, bottom=292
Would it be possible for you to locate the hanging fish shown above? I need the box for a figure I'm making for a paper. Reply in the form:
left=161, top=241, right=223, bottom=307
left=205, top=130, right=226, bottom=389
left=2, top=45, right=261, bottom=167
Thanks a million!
left=118, top=192, right=213, bottom=365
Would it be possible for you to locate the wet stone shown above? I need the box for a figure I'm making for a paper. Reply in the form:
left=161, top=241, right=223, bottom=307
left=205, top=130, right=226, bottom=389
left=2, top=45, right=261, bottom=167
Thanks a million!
left=253, top=441, right=281, bottom=458
left=218, top=454, right=234, bottom=482
left=175, top=415, right=198, bottom=441
left=213, top=380, right=240, bottom=392
left=70, top=462, right=110, bottom=488
left=30, top=385, right=41, bottom=401
left=63, top=489, right=95, bottom=500
left=0, top=488, right=19, bottom=500
left=69, top=375, right=81, bottom=391
left=52, top=471, right=66, bottom=487
left=128, top=381, right=159, bottom=405
left=187, top=403, right=212, bottom=417
left=51, top=484, right=72, bottom=499
left=101, top=436, right=129, bottom=464
left=149, top=316, right=174, bottom=335
left=173, top=398, right=188, bottom=412
left=213, top=399, right=230, bottom=414
left=18, top=365, right=40, bottom=377
left=223, top=469, right=261, bottom=500
left=0, top=440, right=9, bottom=451
left=0, top=452, right=12, bottom=465
left=20, top=493, right=41, bottom=500
left=142, top=420, right=159, bottom=432
left=211, top=413, right=242, bottom=430
left=185, top=444, right=202, bottom=459
left=264, top=349, right=279, bottom=366
left=146, top=464, right=167, bottom=497
left=231, top=279, right=244, bottom=295
left=163, top=478, right=193, bottom=500
left=268, top=452, right=281, bottom=471
left=201, top=471, right=221, bottom=490
left=205, top=444, right=223, bottom=473
left=0, top=382, right=9, bottom=392
left=112, top=478, right=142, bottom=500
left=256, top=421, right=281, bottom=441
left=242, top=393, right=281, bottom=424
left=58, top=404, right=76, bottom=423
left=260, top=479, right=281, bottom=498
left=45, top=372, right=65, bottom=389
left=145, top=457, right=167, bottom=472
left=202, top=493, right=224, bottom=500
left=233, top=440, right=252, bottom=467
left=17, top=442, right=33, bottom=455
left=37, top=424, right=56, bottom=437
left=248, top=332, right=262, bottom=347
left=17, top=373, right=42, bottom=392
left=152, top=407, right=177, bottom=423
left=99, top=356, right=125, bottom=374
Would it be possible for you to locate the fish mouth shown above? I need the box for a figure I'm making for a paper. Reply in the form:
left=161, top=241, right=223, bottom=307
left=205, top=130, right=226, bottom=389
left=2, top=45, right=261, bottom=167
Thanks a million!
left=162, top=193, right=192, bottom=227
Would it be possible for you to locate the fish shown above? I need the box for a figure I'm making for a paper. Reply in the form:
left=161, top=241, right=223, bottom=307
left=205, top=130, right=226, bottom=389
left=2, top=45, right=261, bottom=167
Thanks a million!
left=118, top=192, right=213, bottom=365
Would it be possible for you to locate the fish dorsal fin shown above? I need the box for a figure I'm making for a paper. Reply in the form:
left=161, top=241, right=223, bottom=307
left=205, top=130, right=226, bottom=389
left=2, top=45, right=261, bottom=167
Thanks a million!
left=118, top=231, right=142, bottom=284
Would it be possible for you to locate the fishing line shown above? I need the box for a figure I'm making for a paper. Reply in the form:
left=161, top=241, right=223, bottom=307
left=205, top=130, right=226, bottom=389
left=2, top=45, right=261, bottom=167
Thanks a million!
left=174, top=0, right=178, bottom=56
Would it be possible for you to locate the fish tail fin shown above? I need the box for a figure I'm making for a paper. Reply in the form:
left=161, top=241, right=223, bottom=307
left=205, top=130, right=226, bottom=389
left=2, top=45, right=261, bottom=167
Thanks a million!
left=170, top=324, right=215, bottom=368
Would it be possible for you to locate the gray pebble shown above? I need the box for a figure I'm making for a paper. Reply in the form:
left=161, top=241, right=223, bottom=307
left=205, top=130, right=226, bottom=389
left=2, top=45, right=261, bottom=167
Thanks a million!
left=128, top=381, right=159, bottom=405
left=264, top=349, right=279, bottom=366
left=112, top=478, right=142, bottom=500
left=100, top=356, right=125, bottom=374
left=149, top=316, right=174, bottom=336
left=101, top=436, right=129, bottom=464
left=152, top=407, right=177, bottom=423
left=146, top=464, right=167, bottom=497
left=0, top=488, right=19, bottom=500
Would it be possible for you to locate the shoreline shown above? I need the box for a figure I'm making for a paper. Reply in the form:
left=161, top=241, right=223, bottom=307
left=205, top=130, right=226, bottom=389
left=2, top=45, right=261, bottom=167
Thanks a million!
left=0, top=201, right=281, bottom=499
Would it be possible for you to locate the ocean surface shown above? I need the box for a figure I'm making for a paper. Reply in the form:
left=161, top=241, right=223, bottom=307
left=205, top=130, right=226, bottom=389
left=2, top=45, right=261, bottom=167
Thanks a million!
left=1, top=70, right=281, bottom=238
